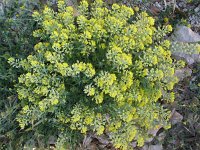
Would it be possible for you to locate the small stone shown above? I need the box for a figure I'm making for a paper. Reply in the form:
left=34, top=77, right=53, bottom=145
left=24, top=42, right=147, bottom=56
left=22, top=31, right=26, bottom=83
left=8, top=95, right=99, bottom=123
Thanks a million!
left=194, top=7, right=199, bottom=13
left=131, top=141, right=137, bottom=148
left=157, top=132, right=166, bottom=142
left=0, top=3, right=4, bottom=16
left=170, top=110, right=183, bottom=125
left=183, top=8, right=187, bottom=12
left=142, top=145, right=163, bottom=150
left=155, top=2, right=163, bottom=10
left=191, top=54, right=200, bottom=63
left=48, top=136, right=56, bottom=145
left=178, top=2, right=184, bottom=7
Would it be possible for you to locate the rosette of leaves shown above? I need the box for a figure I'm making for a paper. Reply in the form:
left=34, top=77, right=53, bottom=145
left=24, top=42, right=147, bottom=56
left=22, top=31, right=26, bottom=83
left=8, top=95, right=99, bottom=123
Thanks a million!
left=9, top=0, right=183, bottom=149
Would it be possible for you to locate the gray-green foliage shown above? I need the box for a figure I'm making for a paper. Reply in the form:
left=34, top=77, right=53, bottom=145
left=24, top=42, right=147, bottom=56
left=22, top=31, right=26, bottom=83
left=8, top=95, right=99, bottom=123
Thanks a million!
left=171, top=42, right=200, bottom=55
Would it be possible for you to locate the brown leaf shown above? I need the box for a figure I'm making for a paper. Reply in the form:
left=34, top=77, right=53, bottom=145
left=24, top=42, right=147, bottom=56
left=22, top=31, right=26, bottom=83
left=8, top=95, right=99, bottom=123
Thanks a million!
left=150, top=5, right=161, bottom=16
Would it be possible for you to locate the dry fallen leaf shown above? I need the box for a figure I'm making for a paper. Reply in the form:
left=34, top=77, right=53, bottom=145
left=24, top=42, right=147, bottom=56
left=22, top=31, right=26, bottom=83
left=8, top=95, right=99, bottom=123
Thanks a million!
left=150, top=5, right=161, bottom=16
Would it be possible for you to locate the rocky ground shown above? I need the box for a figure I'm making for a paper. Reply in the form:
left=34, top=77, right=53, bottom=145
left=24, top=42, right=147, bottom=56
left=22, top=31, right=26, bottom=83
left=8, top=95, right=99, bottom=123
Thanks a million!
left=116, top=0, right=200, bottom=33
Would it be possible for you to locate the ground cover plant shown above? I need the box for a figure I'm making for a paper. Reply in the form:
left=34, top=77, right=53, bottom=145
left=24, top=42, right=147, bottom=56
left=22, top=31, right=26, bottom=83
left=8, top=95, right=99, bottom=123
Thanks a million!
left=0, top=0, right=38, bottom=149
left=6, top=0, right=187, bottom=149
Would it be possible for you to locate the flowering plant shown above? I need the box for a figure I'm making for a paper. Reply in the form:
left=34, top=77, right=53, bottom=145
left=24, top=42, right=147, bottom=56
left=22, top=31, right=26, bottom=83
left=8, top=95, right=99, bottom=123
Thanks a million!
left=10, top=0, right=183, bottom=149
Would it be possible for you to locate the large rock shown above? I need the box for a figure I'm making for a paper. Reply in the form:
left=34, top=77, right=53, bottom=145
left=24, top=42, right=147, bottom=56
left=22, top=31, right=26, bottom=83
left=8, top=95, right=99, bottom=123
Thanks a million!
left=170, top=26, right=200, bottom=65
left=171, top=25, right=200, bottom=42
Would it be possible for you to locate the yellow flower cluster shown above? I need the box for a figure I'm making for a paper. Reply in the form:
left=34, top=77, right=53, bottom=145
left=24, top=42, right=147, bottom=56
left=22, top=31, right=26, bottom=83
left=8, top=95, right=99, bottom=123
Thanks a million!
left=66, top=62, right=95, bottom=78
left=107, top=44, right=132, bottom=69
left=14, top=0, right=182, bottom=149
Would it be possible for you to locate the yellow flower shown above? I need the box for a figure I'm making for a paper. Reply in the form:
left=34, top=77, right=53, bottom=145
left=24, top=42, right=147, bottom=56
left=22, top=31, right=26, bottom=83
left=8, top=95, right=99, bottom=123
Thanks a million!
left=148, top=17, right=155, bottom=26
left=146, top=27, right=153, bottom=36
left=155, top=89, right=162, bottom=100
left=146, top=36, right=152, bottom=44
left=84, top=31, right=92, bottom=39
left=109, top=90, right=118, bottom=98
left=169, top=92, right=175, bottom=102
left=164, top=17, right=169, bottom=23
left=114, top=143, right=121, bottom=149
left=81, top=126, right=87, bottom=134
left=58, top=0, right=65, bottom=9
left=130, top=25, right=137, bottom=33
left=96, top=113, right=102, bottom=119
left=94, top=92, right=104, bottom=104
left=112, top=4, right=120, bottom=10
left=157, top=70, right=164, bottom=80
left=100, top=43, right=106, bottom=49
left=56, top=62, right=69, bottom=76
left=70, top=124, right=76, bottom=130
left=51, top=99, right=59, bottom=105
left=141, top=12, right=148, bottom=17
left=32, top=11, right=40, bottom=18
left=153, top=113, right=158, bottom=119
left=81, top=0, right=88, bottom=7
left=30, top=60, right=39, bottom=67
left=177, top=60, right=185, bottom=68
left=39, top=101, right=45, bottom=112
left=197, top=45, right=200, bottom=53
left=91, top=40, right=96, bottom=47
left=71, top=115, right=81, bottom=122
left=125, top=113, right=133, bottom=122
left=166, top=82, right=174, bottom=90
left=88, top=87, right=95, bottom=96
left=142, top=68, right=148, bottom=76
left=158, top=46, right=164, bottom=54
left=96, top=125, right=104, bottom=135
left=166, top=24, right=173, bottom=32
left=115, top=121, right=122, bottom=129
left=129, top=128, right=137, bottom=141
left=52, top=42, right=61, bottom=50
left=152, top=55, right=158, bottom=65
left=134, top=6, right=139, bottom=12
left=139, top=42, right=144, bottom=50
left=137, top=136, right=144, bottom=147
left=84, top=116, right=93, bottom=125
left=22, top=105, right=29, bottom=112
left=163, top=40, right=171, bottom=48
left=164, top=123, right=171, bottom=130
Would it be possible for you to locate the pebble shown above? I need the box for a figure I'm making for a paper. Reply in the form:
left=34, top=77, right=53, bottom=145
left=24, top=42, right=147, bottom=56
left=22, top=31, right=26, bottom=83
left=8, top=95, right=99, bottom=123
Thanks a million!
left=155, top=2, right=163, bottom=10
left=194, top=7, right=199, bottom=13
left=183, top=8, right=187, bottom=12
left=0, top=3, right=4, bottom=16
